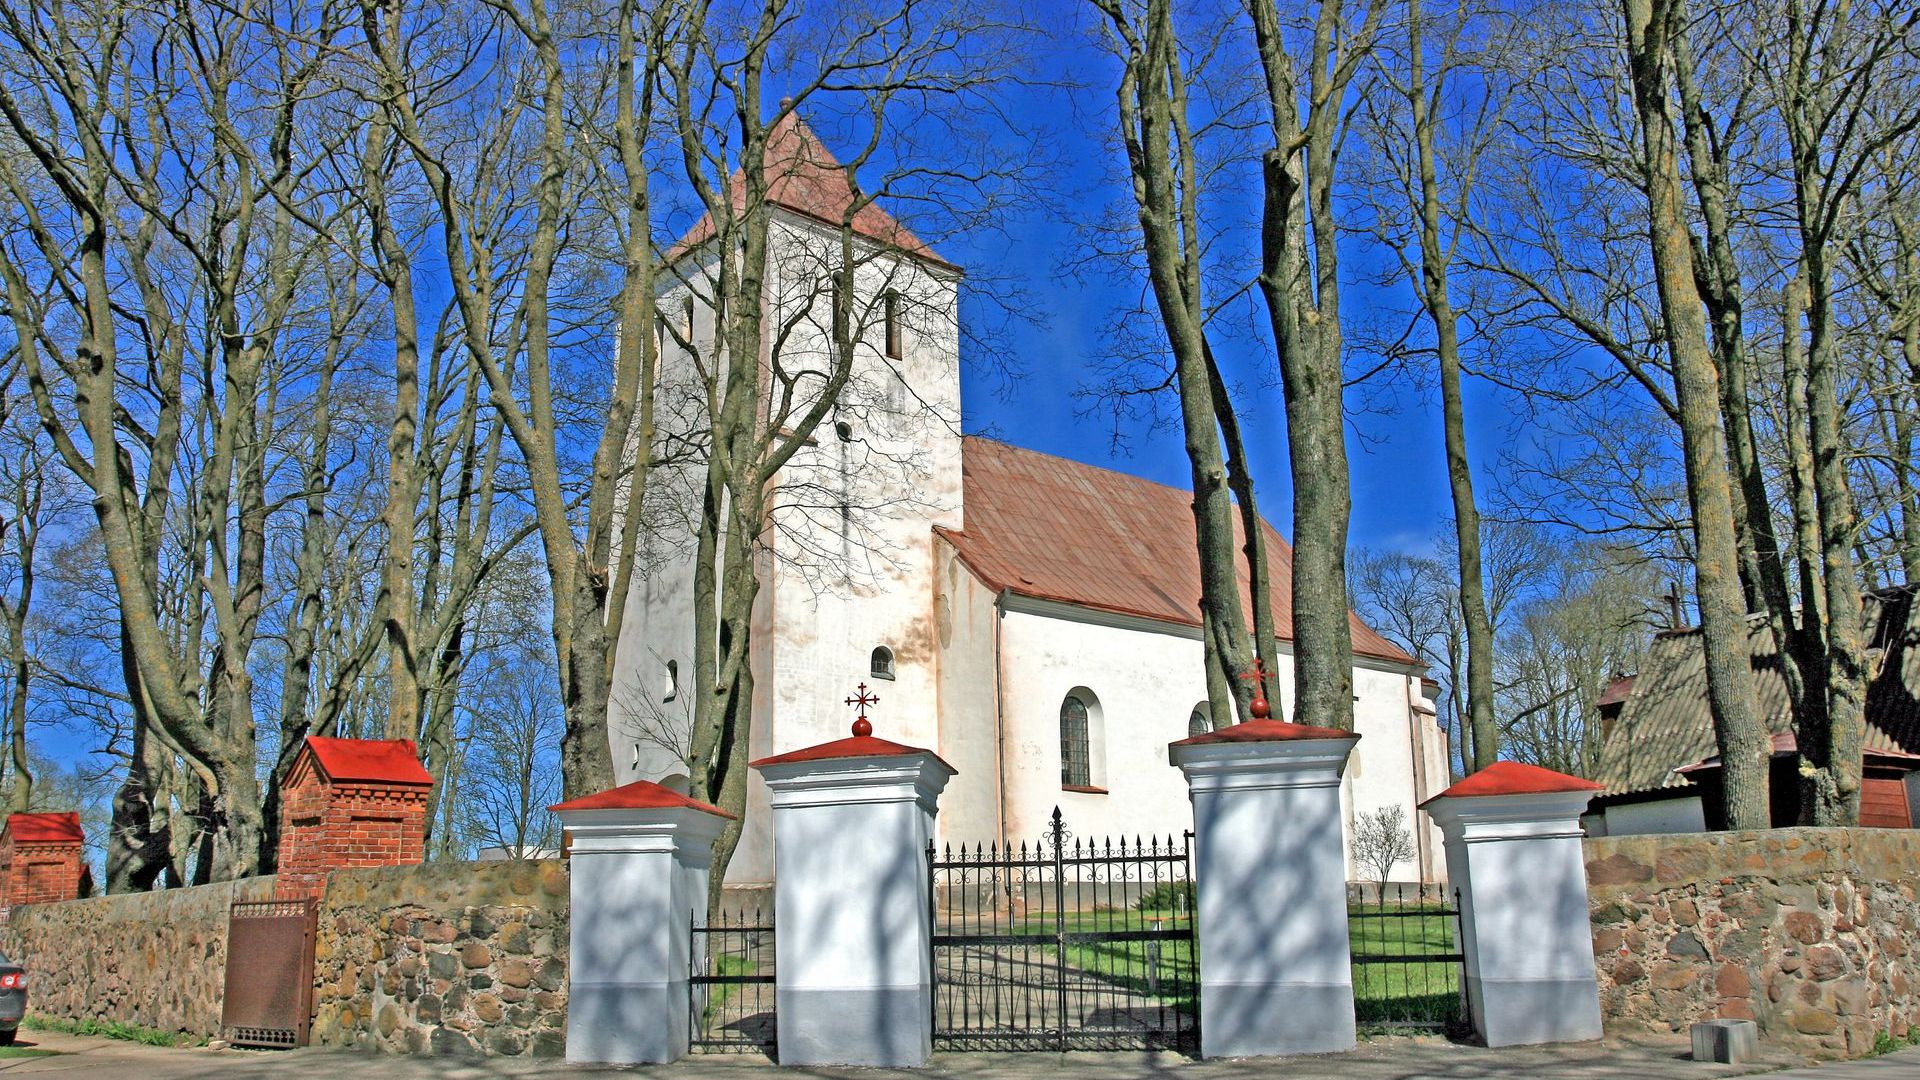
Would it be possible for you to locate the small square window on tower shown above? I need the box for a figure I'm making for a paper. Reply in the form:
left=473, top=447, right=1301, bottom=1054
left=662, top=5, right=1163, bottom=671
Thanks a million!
left=884, top=289, right=902, bottom=359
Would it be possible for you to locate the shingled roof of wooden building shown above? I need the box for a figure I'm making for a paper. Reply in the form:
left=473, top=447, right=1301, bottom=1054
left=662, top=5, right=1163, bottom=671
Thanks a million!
left=1592, top=586, right=1920, bottom=797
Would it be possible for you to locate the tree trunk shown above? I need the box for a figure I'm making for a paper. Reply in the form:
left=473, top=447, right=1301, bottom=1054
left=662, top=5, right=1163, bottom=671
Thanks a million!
left=1406, top=0, right=1496, bottom=768
left=1244, top=0, right=1370, bottom=730
left=1619, top=0, right=1771, bottom=828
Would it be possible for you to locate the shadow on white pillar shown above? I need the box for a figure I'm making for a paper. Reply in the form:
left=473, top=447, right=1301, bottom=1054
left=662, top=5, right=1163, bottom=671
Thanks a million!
left=1169, top=717, right=1361, bottom=1058
left=1421, top=761, right=1605, bottom=1048
left=551, top=780, right=732, bottom=1064
left=752, top=718, right=954, bottom=1068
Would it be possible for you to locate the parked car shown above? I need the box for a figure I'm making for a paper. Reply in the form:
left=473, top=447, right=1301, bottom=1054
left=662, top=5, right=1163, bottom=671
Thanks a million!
left=0, top=952, right=24, bottom=1044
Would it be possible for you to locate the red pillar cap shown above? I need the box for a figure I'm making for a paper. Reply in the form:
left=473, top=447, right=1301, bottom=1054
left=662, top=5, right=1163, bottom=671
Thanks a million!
left=549, top=779, right=735, bottom=818
left=1171, top=719, right=1360, bottom=747
left=1422, top=760, right=1603, bottom=806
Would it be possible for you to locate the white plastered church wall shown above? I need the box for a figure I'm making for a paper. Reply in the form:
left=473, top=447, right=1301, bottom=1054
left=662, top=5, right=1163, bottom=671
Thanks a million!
left=931, top=541, right=1003, bottom=846
left=975, top=587, right=1446, bottom=883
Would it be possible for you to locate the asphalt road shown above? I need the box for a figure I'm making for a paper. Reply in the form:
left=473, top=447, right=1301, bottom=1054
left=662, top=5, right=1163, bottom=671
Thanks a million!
left=1, top=1030, right=1917, bottom=1078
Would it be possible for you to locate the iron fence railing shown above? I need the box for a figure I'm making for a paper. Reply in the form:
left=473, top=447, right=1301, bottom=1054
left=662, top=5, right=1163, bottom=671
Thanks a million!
left=928, top=808, right=1197, bottom=1053
left=689, top=909, right=776, bottom=1056
left=1348, top=882, right=1467, bottom=1033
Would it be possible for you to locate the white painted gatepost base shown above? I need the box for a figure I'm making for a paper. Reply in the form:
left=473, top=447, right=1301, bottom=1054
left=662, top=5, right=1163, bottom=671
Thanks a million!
left=1423, top=761, right=1606, bottom=1048
left=752, top=721, right=954, bottom=1068
left=550, top=780, right=732, bottom=1065
left=1169, top=716, right=1361, bottom=1059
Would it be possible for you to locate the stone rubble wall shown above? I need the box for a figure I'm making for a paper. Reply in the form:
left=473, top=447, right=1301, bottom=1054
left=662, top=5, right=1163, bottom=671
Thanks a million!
left=5, top=828, right=1916, bottom=1060
left=308, top=858, right=568, bottom=1056
left=1586, top=828, right=1920, bottom=1058
left=0, top=859, right=569, bottom=1056
left=0, top=875, right=278, bottom=1037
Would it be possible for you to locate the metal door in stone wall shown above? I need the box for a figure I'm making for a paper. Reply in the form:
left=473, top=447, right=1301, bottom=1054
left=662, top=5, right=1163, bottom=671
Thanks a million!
left=222, top=898, right=318, bottom=1048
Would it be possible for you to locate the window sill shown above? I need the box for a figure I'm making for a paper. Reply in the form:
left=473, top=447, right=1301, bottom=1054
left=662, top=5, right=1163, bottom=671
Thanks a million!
left=1061, top=784, right=1108, bottom=795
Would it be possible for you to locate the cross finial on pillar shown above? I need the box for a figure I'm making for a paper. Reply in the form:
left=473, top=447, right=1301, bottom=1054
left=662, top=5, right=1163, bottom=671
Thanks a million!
left=1238, top=657, right=1272, bottom=720
left=845, top=682, right=879, bottom=737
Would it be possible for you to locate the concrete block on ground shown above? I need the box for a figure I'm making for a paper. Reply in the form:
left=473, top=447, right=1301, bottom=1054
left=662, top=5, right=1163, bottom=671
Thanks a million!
left=1692, top=1019, right=1758, bottom=1063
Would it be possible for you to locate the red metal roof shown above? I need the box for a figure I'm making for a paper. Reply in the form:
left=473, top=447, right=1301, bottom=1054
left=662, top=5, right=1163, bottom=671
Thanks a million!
left=751, top=733, right=953, bottom=772
left=1596, top=674, right=1636, bottom=709
left=667, top=113, right=958, bottom=273
left=939, top=438, right=1422, bottom=667
left=1170, top=718, right=1360, bottom=747
left=4, top=811, right=83, bottom=845
left=301, top=736, right=433, bottom=786
left=1426, top=760, right=1604, bottom=803
left=549, top=779, right=734, bottom=818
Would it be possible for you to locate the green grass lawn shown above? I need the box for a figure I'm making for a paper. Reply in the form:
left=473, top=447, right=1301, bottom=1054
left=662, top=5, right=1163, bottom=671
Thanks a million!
left=696, top=950, right=772, bottom=1027
left=983, top=904, right=1462, bottom=1029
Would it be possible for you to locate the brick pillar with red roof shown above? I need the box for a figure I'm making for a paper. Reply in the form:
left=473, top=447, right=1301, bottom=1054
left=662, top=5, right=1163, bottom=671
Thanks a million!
left=273, top=737, right=434, bottom=901
left=0, top=812, right=88, bottom=909
left=1421, top=761, right=1606, bottom=1047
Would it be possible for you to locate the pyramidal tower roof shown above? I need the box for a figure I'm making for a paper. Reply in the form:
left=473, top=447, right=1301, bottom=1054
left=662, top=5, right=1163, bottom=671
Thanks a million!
left=667, top=110, right=959, bottom=273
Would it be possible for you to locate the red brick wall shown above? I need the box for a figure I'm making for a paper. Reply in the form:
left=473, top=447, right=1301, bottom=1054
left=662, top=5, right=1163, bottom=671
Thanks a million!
left=0, top=835, right=85, bottom=908
left=274, top=765, right=428, bottom=901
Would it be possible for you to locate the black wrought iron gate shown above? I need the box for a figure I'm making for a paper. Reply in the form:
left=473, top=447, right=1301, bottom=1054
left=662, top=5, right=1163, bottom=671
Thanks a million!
left=689, top=909, right=776, bottom=1055
left=1348, top=882, right=1468, bottom=1034
left=927, top=809, right=1197, bottom=1052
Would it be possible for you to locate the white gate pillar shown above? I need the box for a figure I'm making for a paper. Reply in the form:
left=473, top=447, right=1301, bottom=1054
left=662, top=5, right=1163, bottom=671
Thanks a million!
left=751, top=699, right=955, bottom=1068
left=1422, top=761, right=1605, bottom=1047
left=1169, top=710, right=1361, bottom=1058
left=550, top=780, right=731, bottom=1064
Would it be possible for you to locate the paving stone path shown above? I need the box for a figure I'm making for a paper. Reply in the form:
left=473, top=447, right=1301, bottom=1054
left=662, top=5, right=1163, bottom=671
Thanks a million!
left=6, top=1029, right=1920, bottom=1078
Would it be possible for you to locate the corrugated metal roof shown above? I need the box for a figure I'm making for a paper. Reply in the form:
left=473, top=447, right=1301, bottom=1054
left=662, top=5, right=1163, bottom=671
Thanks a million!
left=1593, top=588, right=1920, bottom=797
left=938, top=437, right=1422, bottom=667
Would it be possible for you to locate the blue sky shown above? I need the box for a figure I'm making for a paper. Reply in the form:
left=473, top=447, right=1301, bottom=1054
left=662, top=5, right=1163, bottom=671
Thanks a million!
left=918, top=35, right=1511, bottom=561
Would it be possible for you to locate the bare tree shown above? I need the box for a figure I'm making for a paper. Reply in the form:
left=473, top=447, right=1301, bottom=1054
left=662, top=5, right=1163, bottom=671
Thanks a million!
left=1089, top=0, right=1281, bottom=726
left=1359, top=0, right=1506, bottom=766
left=457, top=650, right=563, bottom=859
left=1613, top=0, right=1774, bottom=825
left=1353, top=805, right=1417, bottom=887
left=0, top=382, right=57, bottom=811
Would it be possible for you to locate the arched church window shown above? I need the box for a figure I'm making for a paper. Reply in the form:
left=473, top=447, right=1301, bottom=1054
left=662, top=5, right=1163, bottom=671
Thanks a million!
left=1188, top=702, right=1212, bottom=737
left=663, top=659, right=678, bottom=702
left=870, top=646, right=896, bottom=681
left=835, top=419, right=854, bottom=442
left=1060, top=694, right=1092, bottom=788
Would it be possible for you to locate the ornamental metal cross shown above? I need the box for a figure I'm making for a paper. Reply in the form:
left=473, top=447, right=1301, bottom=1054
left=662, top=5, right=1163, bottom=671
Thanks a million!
left=846, top=682, right=879, bottom=719
left=1238, top=656, right=1270, bottom=696
left=1238, top=656, right=1272, bottom=720
left=846, top=682, right=879, bottom=736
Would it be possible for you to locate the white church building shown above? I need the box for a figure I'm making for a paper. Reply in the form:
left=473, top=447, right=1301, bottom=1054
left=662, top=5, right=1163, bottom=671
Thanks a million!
left=613, top=115, right=1451, bottom=887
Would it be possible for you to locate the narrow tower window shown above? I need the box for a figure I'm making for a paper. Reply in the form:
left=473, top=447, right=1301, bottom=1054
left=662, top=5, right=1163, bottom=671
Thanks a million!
left=870, top=646, right=896, bottom=681
left=884, top=289, right=902, bottom=358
